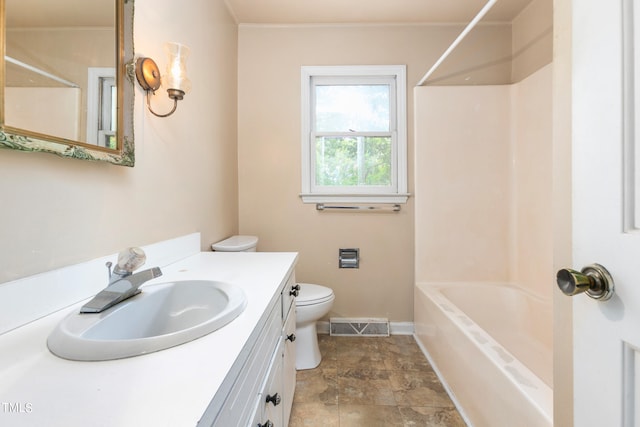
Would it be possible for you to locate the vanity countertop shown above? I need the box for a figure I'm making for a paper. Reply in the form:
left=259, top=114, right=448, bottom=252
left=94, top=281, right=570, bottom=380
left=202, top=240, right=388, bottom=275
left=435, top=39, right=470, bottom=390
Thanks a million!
left=0, top=251, right=297, bottom=427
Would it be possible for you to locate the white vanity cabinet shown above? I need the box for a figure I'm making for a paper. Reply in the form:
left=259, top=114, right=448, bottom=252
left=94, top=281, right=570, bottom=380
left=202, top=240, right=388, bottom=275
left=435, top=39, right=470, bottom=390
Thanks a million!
left=207, top=273, right=298, bottom=427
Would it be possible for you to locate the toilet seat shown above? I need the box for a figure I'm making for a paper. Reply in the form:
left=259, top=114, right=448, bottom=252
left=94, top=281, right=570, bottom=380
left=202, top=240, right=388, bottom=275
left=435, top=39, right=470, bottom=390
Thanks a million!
left=296, top=283, right=334, bottom=307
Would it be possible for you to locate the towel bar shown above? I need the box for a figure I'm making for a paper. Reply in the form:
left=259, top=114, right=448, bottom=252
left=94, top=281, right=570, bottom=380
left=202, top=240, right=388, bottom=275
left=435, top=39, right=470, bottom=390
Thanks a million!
left=315, top=203, right=401, bottom=212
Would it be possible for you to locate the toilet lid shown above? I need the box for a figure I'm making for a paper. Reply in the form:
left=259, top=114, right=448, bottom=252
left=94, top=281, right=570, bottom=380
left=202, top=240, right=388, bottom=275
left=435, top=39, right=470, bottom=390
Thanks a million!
left=211, top=235, right=258, bottom=251
left=296, top=283, right=334, bottom=306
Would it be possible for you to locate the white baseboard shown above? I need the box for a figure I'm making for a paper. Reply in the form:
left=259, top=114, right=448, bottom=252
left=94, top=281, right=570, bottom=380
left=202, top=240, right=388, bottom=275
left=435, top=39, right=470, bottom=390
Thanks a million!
left=390, top=321, right=415, bottom=335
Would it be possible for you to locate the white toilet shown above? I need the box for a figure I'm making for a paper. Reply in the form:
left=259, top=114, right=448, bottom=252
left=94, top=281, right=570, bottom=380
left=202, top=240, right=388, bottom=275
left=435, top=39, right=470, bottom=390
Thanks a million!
left=211, top=235, right=335, bottom=370
left=294, top=283, right=334, bottom=370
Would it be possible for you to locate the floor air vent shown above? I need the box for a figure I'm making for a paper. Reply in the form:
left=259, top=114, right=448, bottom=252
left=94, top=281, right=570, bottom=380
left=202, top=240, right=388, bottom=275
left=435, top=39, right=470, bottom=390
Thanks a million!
left=329, top=317, right=390, bottom=336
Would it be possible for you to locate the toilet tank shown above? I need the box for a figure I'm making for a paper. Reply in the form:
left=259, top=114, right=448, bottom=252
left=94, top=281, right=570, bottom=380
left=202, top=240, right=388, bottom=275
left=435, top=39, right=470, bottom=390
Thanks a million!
left=211, top=235, right=258, bottom=252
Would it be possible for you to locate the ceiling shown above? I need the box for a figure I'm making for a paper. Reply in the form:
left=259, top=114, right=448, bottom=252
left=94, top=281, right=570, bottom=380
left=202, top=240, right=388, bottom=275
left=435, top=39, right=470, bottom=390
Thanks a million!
left=6, top=0, right=535, bottom=28
left=224, top=0, right=535, bottom=25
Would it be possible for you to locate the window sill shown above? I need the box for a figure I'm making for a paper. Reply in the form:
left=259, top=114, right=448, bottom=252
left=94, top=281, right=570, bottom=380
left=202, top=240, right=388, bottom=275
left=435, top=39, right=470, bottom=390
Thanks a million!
left=300, top=194, right=410, bottom=204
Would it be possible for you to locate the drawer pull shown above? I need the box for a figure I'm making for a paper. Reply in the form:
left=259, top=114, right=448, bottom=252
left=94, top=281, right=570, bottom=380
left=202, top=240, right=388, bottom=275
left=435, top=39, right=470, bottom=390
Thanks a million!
left=286, top=333, right=296, bottom=342
left=289, top=284, right=301, bottom=297
left=266, top=392, right=281, bottom=406
left=258, top=421, right=274, bottom=427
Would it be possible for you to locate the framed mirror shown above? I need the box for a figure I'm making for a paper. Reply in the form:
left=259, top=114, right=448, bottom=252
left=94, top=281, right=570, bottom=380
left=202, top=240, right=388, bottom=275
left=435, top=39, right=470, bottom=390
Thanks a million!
left=0, top=0, right=135, bottom=166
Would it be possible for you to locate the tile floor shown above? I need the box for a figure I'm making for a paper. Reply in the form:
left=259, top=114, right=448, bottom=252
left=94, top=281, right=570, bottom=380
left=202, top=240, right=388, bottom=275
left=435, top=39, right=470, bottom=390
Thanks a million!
left=289, top=334, right=467, bottom=426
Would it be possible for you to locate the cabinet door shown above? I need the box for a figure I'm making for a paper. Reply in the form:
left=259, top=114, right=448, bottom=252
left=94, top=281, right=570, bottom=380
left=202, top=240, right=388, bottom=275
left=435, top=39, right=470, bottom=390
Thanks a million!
left=282, top=305, right=296, bottom=427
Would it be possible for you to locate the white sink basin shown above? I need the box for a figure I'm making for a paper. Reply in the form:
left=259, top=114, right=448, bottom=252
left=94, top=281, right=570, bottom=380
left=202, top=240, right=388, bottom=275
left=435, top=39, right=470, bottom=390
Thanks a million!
left=47, top=280, right=247, bottom=361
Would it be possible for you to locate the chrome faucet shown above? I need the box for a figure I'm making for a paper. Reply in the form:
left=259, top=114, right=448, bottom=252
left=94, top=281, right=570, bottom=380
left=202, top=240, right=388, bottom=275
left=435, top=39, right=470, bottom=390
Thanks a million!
left=80, top=247, right=163, bottom=314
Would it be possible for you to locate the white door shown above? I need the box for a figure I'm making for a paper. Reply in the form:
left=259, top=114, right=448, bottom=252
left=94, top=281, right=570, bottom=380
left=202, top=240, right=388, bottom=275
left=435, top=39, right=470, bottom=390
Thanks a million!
left=570, top=0, right=640, bottom=425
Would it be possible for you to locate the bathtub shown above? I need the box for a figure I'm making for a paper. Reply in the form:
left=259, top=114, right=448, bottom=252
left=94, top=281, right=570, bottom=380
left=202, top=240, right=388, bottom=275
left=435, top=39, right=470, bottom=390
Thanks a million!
left=414, top=282, right=552, bottom=427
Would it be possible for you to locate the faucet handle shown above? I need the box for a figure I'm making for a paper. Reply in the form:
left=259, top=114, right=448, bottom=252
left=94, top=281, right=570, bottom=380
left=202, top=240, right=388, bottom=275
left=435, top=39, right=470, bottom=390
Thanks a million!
left=113, top=247, right=147, bottom=274
left=105, top=261, right=113, bottom=280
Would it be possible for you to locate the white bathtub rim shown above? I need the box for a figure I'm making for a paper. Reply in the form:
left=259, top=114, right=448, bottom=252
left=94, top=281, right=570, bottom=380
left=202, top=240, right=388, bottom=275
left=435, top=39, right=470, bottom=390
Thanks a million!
left=417, top=282, right=553, bottom=426
left=417, top=281, right=553, bottom=304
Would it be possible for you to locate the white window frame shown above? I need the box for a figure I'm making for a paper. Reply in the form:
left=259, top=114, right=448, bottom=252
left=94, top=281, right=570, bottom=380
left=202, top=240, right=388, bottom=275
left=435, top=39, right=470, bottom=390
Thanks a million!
left=86, top=67, right=116, bottom=147
left=300, top=65, right=409, bottom=204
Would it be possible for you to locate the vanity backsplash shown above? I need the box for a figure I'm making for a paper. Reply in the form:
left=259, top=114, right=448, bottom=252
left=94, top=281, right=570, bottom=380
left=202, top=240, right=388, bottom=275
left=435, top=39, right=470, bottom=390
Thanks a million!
left=0, top=233, right=201, bottom=334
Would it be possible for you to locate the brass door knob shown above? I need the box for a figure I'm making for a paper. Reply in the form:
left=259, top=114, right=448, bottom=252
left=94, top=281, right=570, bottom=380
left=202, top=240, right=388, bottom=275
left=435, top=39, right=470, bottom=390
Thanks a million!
left=556, top=263, right=614, bottom=301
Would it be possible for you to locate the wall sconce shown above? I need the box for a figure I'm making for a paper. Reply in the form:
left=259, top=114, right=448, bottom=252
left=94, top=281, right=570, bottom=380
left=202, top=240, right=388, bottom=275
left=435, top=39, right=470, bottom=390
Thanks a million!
left=135, top=42, right=191, bottom=118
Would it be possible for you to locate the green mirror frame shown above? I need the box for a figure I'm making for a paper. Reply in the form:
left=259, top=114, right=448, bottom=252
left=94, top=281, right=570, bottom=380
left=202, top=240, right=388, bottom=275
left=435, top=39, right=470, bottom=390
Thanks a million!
left=0, top=0, right=135, bottom=167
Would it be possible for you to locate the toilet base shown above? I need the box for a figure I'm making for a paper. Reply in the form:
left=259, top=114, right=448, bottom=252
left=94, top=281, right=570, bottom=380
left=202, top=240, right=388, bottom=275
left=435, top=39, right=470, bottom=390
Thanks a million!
left=295, top=321, right=322, bottom=370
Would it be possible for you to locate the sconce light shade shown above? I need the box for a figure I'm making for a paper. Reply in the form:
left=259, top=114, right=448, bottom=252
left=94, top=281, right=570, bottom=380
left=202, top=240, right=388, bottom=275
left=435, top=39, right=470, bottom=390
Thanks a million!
left=162, top=42, right=191, bottom=97
left=134, top=42, right=191, bottom=117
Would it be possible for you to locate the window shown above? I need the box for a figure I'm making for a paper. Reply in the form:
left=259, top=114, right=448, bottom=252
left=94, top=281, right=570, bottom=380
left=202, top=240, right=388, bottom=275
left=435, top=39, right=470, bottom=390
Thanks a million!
left=86, top=67, right=117, bottom=149
left=300, top=65, right=408, bottom=203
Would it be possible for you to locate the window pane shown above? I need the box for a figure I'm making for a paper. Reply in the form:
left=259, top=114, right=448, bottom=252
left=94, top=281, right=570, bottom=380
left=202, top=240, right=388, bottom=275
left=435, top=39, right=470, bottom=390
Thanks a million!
left=315, top=136, right=392, bottom=186
left=315, top=85, right=390, bottom=132
left=363, top=136, right=392, bottom=185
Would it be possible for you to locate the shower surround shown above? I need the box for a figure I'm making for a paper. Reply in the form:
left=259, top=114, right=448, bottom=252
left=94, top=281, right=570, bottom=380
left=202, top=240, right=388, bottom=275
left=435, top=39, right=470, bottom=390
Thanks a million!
left=413, top=64, right=553, bottom=427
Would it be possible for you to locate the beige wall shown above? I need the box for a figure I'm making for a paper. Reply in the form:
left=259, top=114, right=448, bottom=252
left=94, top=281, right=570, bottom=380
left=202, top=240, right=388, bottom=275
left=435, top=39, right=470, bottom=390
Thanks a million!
left=237, top=24, right=513, bottom=322
left=512, top=0, right=553, bottom=82
left=0, top=0, right=239, bottom=284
